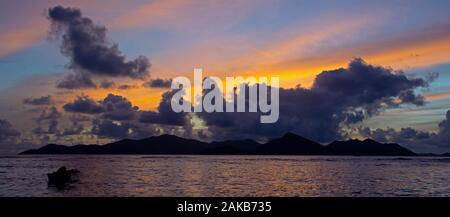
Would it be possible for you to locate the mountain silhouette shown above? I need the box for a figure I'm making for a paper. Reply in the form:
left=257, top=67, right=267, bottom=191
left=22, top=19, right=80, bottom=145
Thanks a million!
left=21, top=134, right=208, bottom=155
left=101, top=135, right=209, bottom=154
left=326, top=139, right=417, bottom=156
left=256, top=132, right=326, bottom=155
left=199, top=139, right=260, bottom=155
left=21, top=133, right=420, bottom=156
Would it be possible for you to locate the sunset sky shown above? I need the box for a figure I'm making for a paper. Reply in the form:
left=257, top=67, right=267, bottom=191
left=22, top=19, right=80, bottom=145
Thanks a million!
left=1, top=0, right=450, bottom=154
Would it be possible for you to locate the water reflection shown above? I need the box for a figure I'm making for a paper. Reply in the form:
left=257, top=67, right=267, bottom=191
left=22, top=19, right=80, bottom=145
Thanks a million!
left=0, top=155, right=450, bottom=196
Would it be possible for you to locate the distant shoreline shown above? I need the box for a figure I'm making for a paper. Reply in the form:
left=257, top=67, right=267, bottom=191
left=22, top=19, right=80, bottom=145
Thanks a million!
left=20, top=133, right=450, bottom=157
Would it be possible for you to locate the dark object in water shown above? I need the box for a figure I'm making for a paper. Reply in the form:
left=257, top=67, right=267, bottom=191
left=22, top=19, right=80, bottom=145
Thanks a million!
left=47, top=166, right=80, bottom=189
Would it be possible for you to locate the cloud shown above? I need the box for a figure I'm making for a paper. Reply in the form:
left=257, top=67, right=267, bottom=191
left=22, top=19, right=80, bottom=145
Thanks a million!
left=99, top=80, right=115, bottom=89
left=23, top=95, right=53, bottom=105
left=117, top=84, right=137, bottom=90
left=63, top=95, right=105, bottom=114
left=360, top=109, right=450, bottom=152
left=139, top=89, right=188, bottom=126
left=61, top=91, right=188, bottom=139
left=91, top=119, right=131, bottom=139
left=91, top=118, right=160, bottom=139
left=56, top=72, right=97, bottom=89
left=0, top=119, right=21, bottom=141
left=33, top=106, right=62, bottom=135
left=427, top=110, right=450, bottom=149
left=63, top=93, right=139, bottom=120
left=36, top=106, right=61, bottom=122
left=47, top=119, right=59, bottom=134
left=358, top=126, right=435, bottom=145
left=438, top=110, right=450, bottom=133
left=97, top=81, right=137, bottom=89
left=198, top=58, right=433, bottom=142
left=143, top=78, right=172, bottom=88
left=420, top=110, right=450, bottom=148
left=64, top=90, right=188, bottom=127
left=31, top=98, right=142, bottom=140
left=58, top=119, right=84, bottom=136
left=311, top=58, right=430, bottom=109
left=48, top=5, right=151, bottom=88
left=101, top=94, right=140, bottom=121
left=59, top=124, right=83, bottom=136
left=83, top=93, right=172, bottom=139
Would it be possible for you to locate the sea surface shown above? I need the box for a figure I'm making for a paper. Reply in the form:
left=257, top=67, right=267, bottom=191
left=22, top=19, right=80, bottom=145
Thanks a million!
left=1, top=155, right=450, bottom=197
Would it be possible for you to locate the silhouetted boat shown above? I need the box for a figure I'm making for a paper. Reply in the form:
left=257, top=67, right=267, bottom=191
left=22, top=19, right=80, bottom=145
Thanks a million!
left=47, top=166, right=80, bottom=189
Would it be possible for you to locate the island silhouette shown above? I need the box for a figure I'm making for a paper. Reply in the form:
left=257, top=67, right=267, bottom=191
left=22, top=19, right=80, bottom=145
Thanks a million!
left=21, top=132, right=420, bottom=156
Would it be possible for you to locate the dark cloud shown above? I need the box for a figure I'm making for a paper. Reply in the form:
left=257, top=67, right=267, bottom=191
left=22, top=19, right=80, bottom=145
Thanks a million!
left=32, top=127, right=47, bottom=135
left=425, top=71, right=439, bottom=83
left=33, top=120, right=59, bottom=135
left=398, top=90, right=425, bottom=106
left=63, top=94, right=139, bottom=120
left=63, top=95, right=105, bottom=114
left=98, top=81, right=136, bottom=89
left=438, top=110, right=450, bottom=134
left=91, top=119, right=131, bottom=139
left=47, top=119, right=59, bottom=134
left=23, top=96, right=53, bottom=106
left=117, top=84, right=137, bottom=90
left=33, top=107, right=62, bottom=135
left=101, top=94, right=139, bottom=120
left=311, top=58, right=429, bottom=109
left=143, top=78, right=172, bottom=88
left=68, top=114, right=92, bottom=122
left=91, top=118, right=160, bottom=139
left=99, top=80, right=115, bottom=89
left=48, top=5, right=150, bottom=89
left=139, top=89, right=188, bottom=126
left=56, top=72, right=97, bottom=89
left=36, top=106, right=61, bottom=122
left=59, top=124, right=83, bottom=136
left=358, top=126, right=434, bottom=144
left=197, top=82, right=284, bottom=140
left=360, top=109, right=450, bottom=152
left=58, top=117, right=85, bottom=136
left=64, top=90, right=188, bottom=127
left=78, top=91, right=188, bottom=139
left=419, top=110, right=450, bottom=148
left=198, top=58, right=433, bottom=142
left=426, top=110, right=450, bottom=150
left=0, top=119, right=21, bottom=141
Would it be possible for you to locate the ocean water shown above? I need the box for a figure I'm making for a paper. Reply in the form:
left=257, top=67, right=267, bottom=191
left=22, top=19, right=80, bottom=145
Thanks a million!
left=0, top=155, right=450, bottom=197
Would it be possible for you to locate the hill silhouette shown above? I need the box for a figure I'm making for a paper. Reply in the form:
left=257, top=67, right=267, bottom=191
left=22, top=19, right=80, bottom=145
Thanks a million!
left=326, top=139, right=416, bottom=156
left=256, top=133, right=326, bottom=155
left=21, top=132, right=419, bottom=156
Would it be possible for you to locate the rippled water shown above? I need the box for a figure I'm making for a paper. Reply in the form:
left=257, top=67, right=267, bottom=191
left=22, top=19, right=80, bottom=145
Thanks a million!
left=1, top=155, right=450, bottom=196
